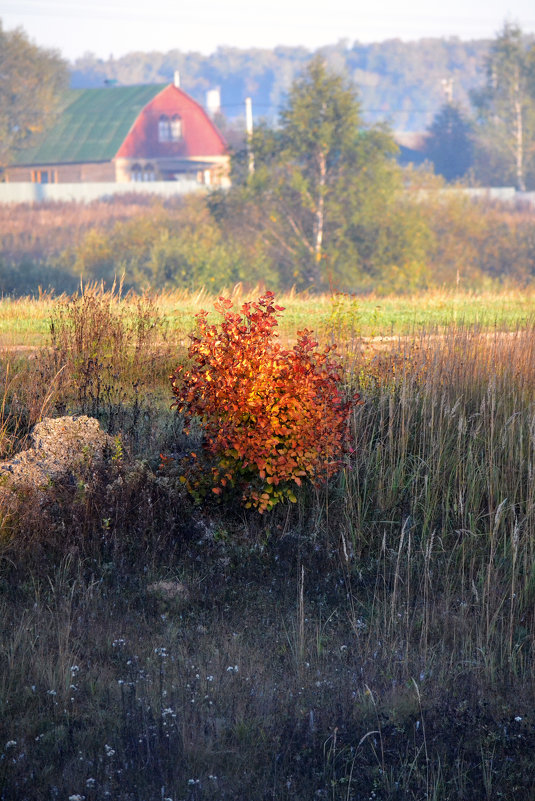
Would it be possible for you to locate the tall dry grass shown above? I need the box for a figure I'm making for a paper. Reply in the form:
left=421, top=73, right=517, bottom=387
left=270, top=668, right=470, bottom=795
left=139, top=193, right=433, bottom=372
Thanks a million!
left=337, top=325, right=535, bottom=676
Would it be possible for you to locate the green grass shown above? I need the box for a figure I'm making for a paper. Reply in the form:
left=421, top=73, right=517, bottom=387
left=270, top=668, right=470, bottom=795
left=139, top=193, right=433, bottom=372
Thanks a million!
left=1, top=287, right=535, bottom=350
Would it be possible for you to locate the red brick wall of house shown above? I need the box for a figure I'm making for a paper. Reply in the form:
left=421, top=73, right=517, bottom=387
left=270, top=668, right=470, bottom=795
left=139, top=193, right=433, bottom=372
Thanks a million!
left=116, top=85, right=227, bottom=160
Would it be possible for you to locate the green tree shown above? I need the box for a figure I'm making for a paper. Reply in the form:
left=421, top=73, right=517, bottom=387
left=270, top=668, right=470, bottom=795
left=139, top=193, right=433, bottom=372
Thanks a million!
left=221, top=57, right=429, bottom=291
left=0, top=21, right=69, bottom=169
left=71, top=198, right=276, bottom=292
left=471, top=22, right=535, bottom=190
left=425, top=103, right=474, bottom=181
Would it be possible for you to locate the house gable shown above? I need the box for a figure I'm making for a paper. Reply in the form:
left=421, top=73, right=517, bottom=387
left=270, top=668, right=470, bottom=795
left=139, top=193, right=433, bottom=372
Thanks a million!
left=115, top=84, right=227, bottom=160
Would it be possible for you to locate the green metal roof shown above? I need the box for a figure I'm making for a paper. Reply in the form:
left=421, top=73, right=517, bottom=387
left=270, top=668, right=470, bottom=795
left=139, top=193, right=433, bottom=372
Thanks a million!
left=13, top=85, right=166, bottom=165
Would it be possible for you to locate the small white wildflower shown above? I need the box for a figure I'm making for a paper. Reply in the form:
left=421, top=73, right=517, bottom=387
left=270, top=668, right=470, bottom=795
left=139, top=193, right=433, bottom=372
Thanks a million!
left=187, top=778, right=200, bottom=785
left=85, top=778, right=96, bottom=788
left=206, top=675, right=214, bottom=682
left=154, top=647, right=168, bottom=658
left=208, top=774, right=218, bottom=780
left=112, top=638, right=126, bottom=648
left=104, top=744, right=115, bottom=757
left=68, top=795, right=84, bottom=801
left=5, top=741, right=17, bottom=749
left=515, top=716, right=523, bottom=722
left=47, top=690, right=57, bottom=696
left=70, top=665, right=80, bottom=674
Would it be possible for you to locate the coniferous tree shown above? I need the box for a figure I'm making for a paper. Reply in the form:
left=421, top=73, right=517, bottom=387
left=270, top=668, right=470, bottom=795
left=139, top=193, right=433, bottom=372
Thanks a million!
left=425, top=103, right=474, bottom=181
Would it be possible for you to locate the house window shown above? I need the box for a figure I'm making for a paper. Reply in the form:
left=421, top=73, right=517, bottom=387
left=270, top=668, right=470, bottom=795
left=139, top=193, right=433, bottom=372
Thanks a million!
left=143, top=164, right=155, bottom=181
left=170, top=115, right=182, bottom=141
left=158, top=115, right=170, bottom=142
left=197, top=169, right=212, bottom=186
left=131, top=164, right=156, bottom=182
left=31, top=169, right=56, bottom=184
left=158, top=114, right=182, bottom=142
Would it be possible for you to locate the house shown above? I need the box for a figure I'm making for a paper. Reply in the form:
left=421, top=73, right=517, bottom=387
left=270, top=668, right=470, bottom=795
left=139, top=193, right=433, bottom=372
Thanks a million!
left=5, top=75, right=230, bottom=188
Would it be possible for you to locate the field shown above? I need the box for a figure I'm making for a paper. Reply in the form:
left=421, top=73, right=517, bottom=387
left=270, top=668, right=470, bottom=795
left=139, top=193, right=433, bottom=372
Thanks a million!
left=1, top=287, right=535, bottom=801
left=1, top=285, right=535, bottom=348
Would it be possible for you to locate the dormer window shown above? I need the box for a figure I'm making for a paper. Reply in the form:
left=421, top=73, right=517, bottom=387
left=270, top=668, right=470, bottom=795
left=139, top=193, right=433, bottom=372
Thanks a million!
left=158, top=114, right=182, bottom=143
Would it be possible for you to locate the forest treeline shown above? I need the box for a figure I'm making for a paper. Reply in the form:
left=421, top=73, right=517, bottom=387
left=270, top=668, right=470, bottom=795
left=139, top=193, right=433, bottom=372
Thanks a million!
left=71, top=37, right=491, bottom=132
left=71, top=24, right=535, bottom=190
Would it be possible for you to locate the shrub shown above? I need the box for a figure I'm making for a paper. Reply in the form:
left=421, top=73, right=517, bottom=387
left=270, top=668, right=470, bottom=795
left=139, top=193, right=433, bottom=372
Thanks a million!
left=170, top=291, right=359, bottom=512
left=49, top=284, right=169, bottom=411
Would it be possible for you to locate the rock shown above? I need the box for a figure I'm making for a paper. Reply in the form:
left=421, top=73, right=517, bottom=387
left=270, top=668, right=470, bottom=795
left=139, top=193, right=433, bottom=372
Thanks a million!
left=0, top=415, right=115, bottom=491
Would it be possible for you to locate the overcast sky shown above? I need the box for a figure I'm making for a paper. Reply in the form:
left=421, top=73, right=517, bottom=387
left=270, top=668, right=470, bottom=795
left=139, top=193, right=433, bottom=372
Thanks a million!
left=2, top=0, right=535, bottom=62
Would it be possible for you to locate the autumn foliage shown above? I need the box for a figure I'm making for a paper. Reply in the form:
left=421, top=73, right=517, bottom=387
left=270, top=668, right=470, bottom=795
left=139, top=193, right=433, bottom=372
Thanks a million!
left=170, top=291, right=359, bottom=512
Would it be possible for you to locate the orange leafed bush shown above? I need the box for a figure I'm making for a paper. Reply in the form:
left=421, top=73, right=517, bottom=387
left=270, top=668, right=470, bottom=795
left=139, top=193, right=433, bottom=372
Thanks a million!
left=170, top=291, right=359, bottom=512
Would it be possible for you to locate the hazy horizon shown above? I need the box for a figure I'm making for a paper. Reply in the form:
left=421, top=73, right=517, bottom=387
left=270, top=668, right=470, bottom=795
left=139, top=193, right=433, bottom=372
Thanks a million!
left=2, top=0, right=535, bottom=63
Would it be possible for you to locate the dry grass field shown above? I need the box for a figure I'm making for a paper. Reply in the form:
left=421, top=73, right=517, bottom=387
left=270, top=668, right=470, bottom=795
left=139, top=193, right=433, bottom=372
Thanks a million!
left=0, top=286, right=534, bottom=800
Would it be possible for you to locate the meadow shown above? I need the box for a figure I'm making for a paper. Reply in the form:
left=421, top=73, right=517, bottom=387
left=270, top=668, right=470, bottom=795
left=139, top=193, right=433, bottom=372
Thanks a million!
left=0, top=286, right=534, bottom=801
left=1, top=285, right=535, bottom=348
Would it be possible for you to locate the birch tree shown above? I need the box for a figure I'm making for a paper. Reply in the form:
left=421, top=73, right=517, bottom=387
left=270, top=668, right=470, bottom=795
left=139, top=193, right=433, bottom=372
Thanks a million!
left=225, top=57, right=425, bottom=290
left=472, top=23, right=535, bottom=191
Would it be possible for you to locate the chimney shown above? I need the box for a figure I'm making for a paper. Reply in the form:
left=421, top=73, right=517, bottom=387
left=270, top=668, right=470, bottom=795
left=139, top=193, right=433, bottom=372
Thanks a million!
left=174, top=70, right=180, bottom=88
left=206, top=88, right=221, bottom=117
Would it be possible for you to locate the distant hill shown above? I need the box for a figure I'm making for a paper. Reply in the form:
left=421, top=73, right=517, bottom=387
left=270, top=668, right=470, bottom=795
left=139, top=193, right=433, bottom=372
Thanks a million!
left=70, top=38, right=491, bottom=132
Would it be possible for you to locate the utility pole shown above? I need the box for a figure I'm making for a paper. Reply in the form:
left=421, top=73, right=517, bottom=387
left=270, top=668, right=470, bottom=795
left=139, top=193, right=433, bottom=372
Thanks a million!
left=245, top=97, right=254, bottom=175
